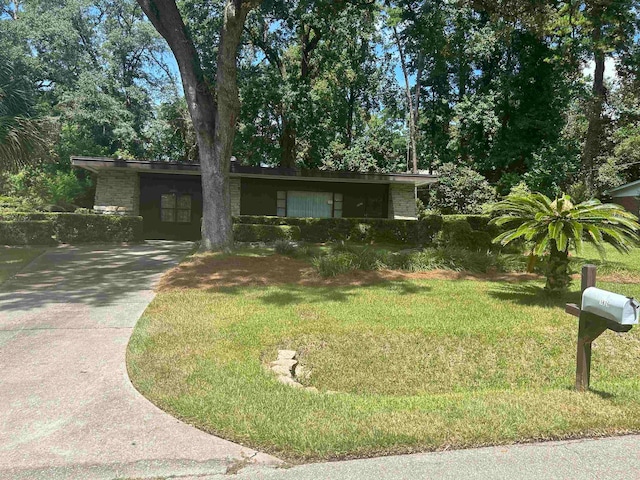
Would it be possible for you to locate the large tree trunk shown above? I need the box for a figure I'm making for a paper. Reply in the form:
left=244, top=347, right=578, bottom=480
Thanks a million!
left=582, top=7, right=606, bottom=195
left=137, top=0, right=260, bottom=251
left=280, top=116, right=297, bottom=168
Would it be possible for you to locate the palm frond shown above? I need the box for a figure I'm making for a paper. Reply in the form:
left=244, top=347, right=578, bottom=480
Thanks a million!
left=491, top=191, right=640, bottom=258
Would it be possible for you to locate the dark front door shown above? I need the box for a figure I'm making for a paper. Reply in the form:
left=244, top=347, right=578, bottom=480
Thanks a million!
left=139, top=174, right=203, bottom=240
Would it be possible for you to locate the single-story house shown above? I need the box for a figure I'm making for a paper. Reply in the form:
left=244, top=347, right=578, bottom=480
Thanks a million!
left=606, top=180, right=640, bottom=215
left=71, top=156, right=438, bottom=240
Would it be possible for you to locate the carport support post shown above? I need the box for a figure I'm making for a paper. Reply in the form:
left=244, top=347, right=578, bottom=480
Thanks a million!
left=576, top=264, right=601, bottom=392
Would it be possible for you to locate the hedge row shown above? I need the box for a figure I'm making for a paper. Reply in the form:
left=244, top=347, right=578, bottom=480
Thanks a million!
left=0, top=213, right=144, bottom=245
left=0, top=221, right=57, bottom=246
left=233, top=224, right=301, bottom=243
left=234, top=215, right=444, bottom=245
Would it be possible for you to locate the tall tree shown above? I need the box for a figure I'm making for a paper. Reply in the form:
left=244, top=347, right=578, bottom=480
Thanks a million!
left=137, top=0, right=261, bottom=251
left=580, top=0, right=638, bottom=194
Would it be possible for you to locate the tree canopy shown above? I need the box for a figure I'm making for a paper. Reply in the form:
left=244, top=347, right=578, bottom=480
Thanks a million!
left=2, top=0, right=640, bottom=210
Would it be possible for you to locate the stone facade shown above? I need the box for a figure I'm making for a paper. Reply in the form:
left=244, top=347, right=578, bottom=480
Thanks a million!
left=388, top=183, right=417, bottom=220
left=94, top=170, right=140, bottom=216
left=230, top=178, right=241, bottom=217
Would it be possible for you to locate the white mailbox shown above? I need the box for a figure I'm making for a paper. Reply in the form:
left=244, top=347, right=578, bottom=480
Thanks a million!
left=582, top=287, right=640, bottom=326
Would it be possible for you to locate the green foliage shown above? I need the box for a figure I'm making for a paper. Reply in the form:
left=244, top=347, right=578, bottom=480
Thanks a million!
left=1, top=0, right=176, bottom=164
left=3, top=0, right=640, bottom=213
left=0, top=220, right=56, bottom=245
left=144, top=96, right=197, bottom=162
left=0, top=56, right=50, bottom=171
left=274, top=239, right=298, bottom=256
left=395, top=247, right=526, bottom=274
left=53, top=214, right=143, bottom=244
left=437, top=219, right=493, bottom=252
left=428, top=163, right=496, bottom=214
left=320, top=116, right=407, bottom=173
left=233, top=215, right=443, bottom=245
left=311, top=243, right=526, bottom=277
left=6, top=166, right=92, bottom=209
left=233, top=224, right=301, bottom=243
left=0, top=213, right=143, bottom=245
left=312, top=252, right=358, bottom=277
left=0, top=195, right=34, bottom=213
left=491, top=192, right=640, bottom=293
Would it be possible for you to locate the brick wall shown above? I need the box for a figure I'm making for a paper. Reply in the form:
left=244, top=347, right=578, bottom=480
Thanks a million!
left=230, top=178, right=241, bottom=217
left=94, top=170, right=140, bottom=216
left=613, top=196, right=640, bottom=216
left=388, top=184, right=417, bottom=220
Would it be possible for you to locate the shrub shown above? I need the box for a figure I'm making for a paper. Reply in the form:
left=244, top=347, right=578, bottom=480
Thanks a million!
left=74, top=207, right=94, bottom=215
left=0, top=195, right=34, bottom=213
left=0, top=212, right=50, bottom=221
left=233, top=215, right=443, bottom=246
left=349, top=223, right=372, bottom=243
left=438, top=216, right=506, bottom=252
left=438, top=219, right=473, bottom=248
left=233, top=224, right=301, bottom=243
left=312, top=252, right=357, bottom=277
left=311, top=244, right=526, bottom=277
left=427, top=163, right=496, bottom=214
left=443, top=215, right=493, bottom=233
left=53, top=214, right=144, bottom=243
left=6, top=166, right=92, bottom=209
left=274, top=239, right=298, bottom=256
left=0, top=213, right=144, bottom=245
left=389, top=250, right=434, bottom=272
left=0, top=220, right=56, bottom=245
left=356, top=248, right=392, bottom=271
left=410, top=247, right=526, bottom=273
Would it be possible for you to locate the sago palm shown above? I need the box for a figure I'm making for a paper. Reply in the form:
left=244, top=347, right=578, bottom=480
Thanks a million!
left=489, top=192, right=640, bottom=294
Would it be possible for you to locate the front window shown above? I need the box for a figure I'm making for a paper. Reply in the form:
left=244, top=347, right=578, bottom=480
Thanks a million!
left=277, top=191, right=343, bottom=218
left=161, top=193, right=192, bottom=223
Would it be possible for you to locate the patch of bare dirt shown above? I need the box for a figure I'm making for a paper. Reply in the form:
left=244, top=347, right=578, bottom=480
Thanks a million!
left=157, top=254, right=542, bottom=292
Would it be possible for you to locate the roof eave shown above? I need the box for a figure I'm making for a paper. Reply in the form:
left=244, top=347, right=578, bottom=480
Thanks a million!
left=71, top=156, right=438, bottom=186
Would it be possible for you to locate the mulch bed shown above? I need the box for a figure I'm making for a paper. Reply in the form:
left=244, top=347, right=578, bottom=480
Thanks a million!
left=158, top=253, right=543, bottom=292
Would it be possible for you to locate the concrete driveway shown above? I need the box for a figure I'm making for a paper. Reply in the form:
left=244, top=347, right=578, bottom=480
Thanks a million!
left=0, top=242, right=278, bottom=480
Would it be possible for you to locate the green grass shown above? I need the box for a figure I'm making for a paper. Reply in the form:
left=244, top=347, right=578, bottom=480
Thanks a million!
left=127, top=245, right=640, bottom=461
left=0, top=246, right=43, bottom=284
left=572, top=243, right=640, bottom=277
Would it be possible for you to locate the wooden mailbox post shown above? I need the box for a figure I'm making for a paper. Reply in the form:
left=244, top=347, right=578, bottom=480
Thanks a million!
left=566, top=265, right=634, bottom=392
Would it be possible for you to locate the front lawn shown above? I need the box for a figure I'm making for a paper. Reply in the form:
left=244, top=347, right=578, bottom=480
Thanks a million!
left=0, top=246, right=43, bottom=284
left=127, top=246, right=640, bottom=461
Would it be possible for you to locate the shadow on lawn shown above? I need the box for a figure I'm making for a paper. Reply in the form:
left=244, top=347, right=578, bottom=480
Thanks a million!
left=217, top=280, right=433, bottom=306
left=488, top=283, right=581, bottom=308
left=588, top=388, right=616, bottom=400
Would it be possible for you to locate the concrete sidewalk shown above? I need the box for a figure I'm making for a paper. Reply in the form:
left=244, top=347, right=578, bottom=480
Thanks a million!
left=182, top=434, right=640, bottom=480
left=0, top=242, right=279, bottom=480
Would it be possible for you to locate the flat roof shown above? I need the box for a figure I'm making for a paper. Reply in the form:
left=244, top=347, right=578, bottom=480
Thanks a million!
left=606, top=179, right=640, bottom=197
left=71, top=156, right=438, bottom=186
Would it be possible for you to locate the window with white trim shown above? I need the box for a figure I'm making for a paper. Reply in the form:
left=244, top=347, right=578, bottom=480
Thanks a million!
left=276, top=190, right=343, bottom=218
